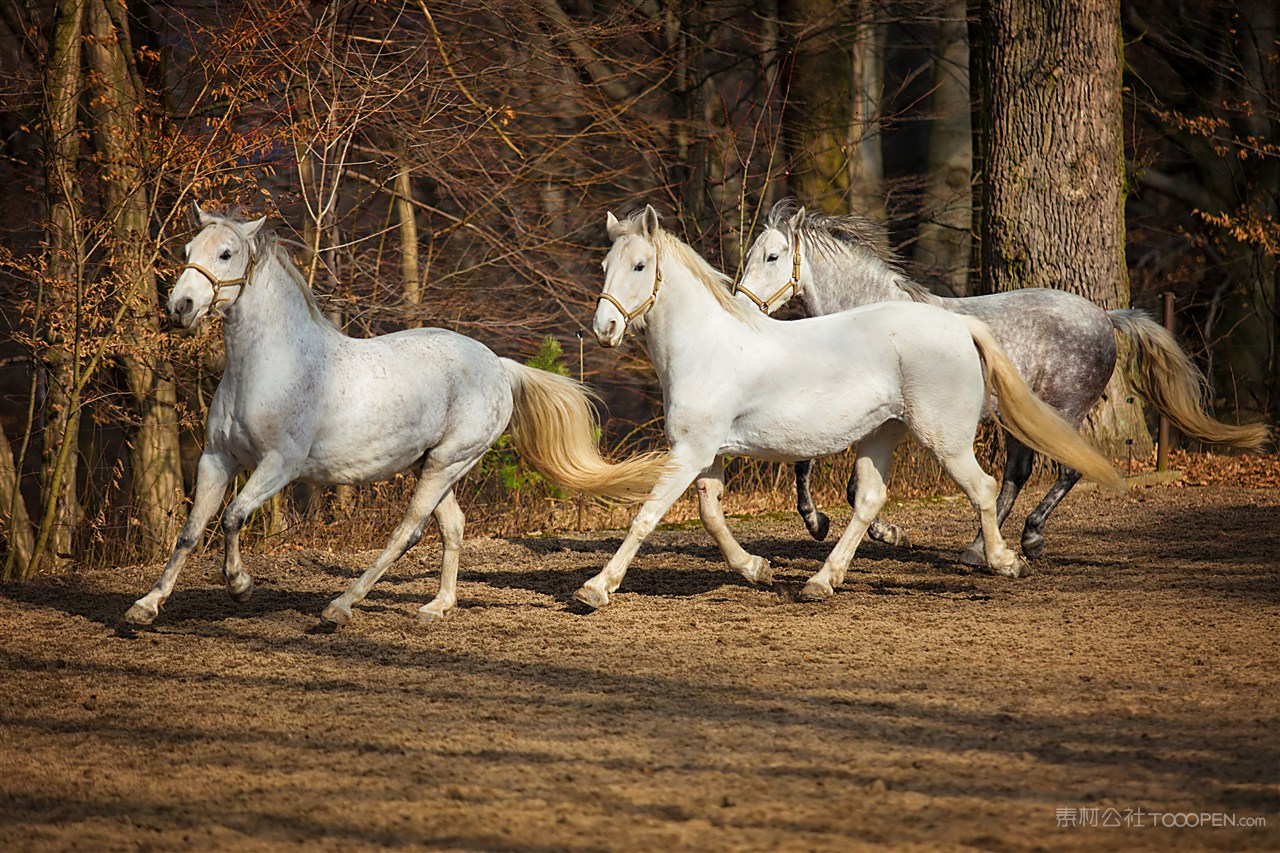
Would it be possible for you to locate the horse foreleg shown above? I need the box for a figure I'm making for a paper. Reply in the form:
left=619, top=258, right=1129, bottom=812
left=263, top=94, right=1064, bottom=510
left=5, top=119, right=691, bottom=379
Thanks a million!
left=960, top=432, right=1033, bottom=566
left=124, top=451, right=235, bottom=625
left=697, top=460, right=772, bottom=585
left=220, top=454, right=296, bottom=604
left=801, top=424, right=904, bottom=601
left=574, top=459, right=703, bottom=609
left=323, top=459, right=472, bottom=627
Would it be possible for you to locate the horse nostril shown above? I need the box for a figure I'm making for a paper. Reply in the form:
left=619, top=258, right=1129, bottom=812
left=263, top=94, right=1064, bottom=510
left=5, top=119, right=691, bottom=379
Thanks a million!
left=174, top=297, right=193, bottom=316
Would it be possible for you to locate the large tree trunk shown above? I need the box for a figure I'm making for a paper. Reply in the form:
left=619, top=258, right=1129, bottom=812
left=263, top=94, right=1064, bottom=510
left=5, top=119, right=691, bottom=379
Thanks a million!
left=85, top=0, right=185, bottom=555
left=973, top=0, right=1150, bottom=457
left=912, top=2, right=972, bottom=296
left=30, top=0, right=88, bottom=574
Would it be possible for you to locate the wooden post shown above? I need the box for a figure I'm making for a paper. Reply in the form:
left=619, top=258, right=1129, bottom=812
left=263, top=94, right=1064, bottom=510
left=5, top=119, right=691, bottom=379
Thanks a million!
left=1156, top=291, right=1175, bottom=471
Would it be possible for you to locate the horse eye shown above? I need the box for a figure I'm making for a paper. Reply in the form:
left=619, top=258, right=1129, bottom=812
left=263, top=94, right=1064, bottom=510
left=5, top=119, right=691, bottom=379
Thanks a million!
left=633, top=261, right=646, bottom=272
left=766, top=253, right=779, bottom=263
left=219, top=250, right=232, bottom=261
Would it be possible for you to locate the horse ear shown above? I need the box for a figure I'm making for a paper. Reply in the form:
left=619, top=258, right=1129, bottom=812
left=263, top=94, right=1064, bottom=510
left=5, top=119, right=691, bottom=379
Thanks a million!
left=193, top=202, right=213, bottom=226
left=787, top=206, right=806, bottom=231
left=242, top=215, right=268, bottom=238
left=606, top=211, right=625, bottom=241
left=641, top=204, right=660, bottom=238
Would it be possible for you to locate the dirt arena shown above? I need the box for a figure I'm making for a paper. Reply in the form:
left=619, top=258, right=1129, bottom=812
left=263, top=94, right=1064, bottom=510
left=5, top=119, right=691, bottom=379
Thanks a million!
left=1, top=479, right=1277, bottom=851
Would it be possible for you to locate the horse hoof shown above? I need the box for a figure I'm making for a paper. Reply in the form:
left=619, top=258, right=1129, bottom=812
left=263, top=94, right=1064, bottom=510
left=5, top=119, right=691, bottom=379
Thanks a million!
left=417, top=606, right=451, bottom=624
left=320, top=601, right=352, bottom=627
left=987, top=557, right=1029, bottom=579
left=799, top=580, right=833, bottom=602
left=573, top=586, right=609, bottom=610
left=806, top=512, right=830, bottom=542
left=958, top=546, right=986, bottom=567
left=742, top=556, right=773, bottom=585
left=885, top=526, right=912, bottom=548
left=1021, top=532, right=1045, bottom=560
left=123, top=602, right=157, bottom=626
left=227, top=575, right=253, bottom=604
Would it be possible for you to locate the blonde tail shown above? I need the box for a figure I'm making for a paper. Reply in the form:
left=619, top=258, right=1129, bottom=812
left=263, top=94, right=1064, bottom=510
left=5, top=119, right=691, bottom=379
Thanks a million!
left=501, top=359, right=668, bottom=502
left=960, top=316, right=1125, bottom=493
left=1109, top=309, right=1270, bottom=450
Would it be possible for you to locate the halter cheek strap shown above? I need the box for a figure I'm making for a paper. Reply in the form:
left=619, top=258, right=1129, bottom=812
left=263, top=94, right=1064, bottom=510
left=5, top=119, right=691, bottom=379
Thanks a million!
left=596, top=254, right=663, bottom=328
left=734, top=237, right=803, bottom=313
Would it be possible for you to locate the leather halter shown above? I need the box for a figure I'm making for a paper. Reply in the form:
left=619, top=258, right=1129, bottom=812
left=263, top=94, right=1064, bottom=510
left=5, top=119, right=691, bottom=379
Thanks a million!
left=734, top=236, right=802, bottom=313
left=179, top=235, right=257, bottom=306
left=596, top=251, right=663, bottom=327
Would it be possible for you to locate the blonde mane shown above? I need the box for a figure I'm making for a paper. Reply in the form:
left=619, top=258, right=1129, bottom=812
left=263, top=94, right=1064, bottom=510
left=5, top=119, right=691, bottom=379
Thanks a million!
left=650, top=225, right=762, bottom=327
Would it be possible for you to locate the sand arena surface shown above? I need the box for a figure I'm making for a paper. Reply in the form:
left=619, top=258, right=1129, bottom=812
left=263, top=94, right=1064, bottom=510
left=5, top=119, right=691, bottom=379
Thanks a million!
left=1, top=482, right=1276, bottom=851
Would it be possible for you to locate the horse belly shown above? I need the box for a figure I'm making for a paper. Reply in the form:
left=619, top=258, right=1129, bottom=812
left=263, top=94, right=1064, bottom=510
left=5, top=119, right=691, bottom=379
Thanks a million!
left=722, top=398, right=899, bottom=462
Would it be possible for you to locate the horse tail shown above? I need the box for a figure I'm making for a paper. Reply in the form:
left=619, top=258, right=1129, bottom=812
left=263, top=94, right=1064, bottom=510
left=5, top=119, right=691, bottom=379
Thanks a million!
left=1108, top=309, right=1270, bottom=450
left=500, top=359, right=667, bottom=502
left=958, top=316, right=1125, bottom=493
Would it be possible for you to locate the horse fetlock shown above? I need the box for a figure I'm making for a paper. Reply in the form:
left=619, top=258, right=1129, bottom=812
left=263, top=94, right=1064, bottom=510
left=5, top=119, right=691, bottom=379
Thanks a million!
left=320, top=600, right=353, bottom=627
left=573, top=586, right=609, bottom=610
left=882, top=524, right=911, bottom=548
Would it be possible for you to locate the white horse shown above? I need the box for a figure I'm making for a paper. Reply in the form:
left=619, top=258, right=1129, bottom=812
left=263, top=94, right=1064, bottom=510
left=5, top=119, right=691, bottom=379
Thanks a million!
left=125, top=208, right=667, bottom=627
left=575, top=206, right=1122, bottom=608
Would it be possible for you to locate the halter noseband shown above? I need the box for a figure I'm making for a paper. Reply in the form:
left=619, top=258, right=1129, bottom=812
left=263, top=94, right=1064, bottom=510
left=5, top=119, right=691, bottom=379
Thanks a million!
left=596, top=251, right=663, bottom=328
left=734, top=233, right=802, bottom=313
left=179, top=232, right=258, bottom=305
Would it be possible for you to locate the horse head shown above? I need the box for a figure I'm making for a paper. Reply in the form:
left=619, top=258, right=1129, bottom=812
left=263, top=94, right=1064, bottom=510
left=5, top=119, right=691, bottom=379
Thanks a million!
left=594, top=205, right=663, bottom=348
left=735, top=202, right=808, bottom=315
left=168, top=204, right=266, bottom=331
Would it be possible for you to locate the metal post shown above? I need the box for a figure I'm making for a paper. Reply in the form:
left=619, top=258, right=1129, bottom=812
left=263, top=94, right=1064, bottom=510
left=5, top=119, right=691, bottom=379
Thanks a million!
left=1156, top=291, right=1174, bottom=471
left=576, top=331, right=586, bottom=531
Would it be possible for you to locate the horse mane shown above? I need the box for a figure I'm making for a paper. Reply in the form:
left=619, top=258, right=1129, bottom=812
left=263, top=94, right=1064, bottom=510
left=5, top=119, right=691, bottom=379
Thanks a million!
left=766, top=200, right=935, bottom=303
left=638, top=215, right=762, bottom=327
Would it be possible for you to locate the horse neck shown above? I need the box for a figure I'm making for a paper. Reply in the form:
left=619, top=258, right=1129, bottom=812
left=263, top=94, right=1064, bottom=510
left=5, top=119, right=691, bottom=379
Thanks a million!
left=221, top=251, right=336, bottom=363
left=803, top=246, right=914, bottom=315
left=643, top=263, right=745, bottom=382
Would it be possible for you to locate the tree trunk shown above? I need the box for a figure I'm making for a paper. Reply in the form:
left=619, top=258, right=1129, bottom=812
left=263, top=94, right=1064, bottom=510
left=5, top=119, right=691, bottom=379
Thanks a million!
left=781, top=0, right=853, bottom=214
left=394, top=153, right=422, bottom=328
left=912, top=2, right=972, bottom=296
left=32, top=0, right=88, bottom=573
left=85, top=0, right=185, bottom=555
left=973, top=0, right=1150, bottom=457
left=1, top=429, right=35, bottom=576
left=847, top=0, right=885, bottom=221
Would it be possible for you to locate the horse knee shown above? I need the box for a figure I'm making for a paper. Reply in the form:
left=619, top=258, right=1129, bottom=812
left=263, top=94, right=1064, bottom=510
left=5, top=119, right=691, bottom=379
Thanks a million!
left=220, top=512, right=244, bottom=538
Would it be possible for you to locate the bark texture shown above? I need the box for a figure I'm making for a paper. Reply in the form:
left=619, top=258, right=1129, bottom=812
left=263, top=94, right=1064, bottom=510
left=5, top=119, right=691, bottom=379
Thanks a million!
left=974, top=0, right=1151, bottom=456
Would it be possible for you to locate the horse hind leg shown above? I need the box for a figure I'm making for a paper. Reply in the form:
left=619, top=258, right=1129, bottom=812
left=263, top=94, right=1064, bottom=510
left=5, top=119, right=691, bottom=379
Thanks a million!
left=698, top=459, right=772, bottom=585
left=801, top=422, right=904, bottom=601
left=417, top=491, right=465, bottom=623
left=942, top=448, right=1026, bottom=578
left=959, top=431, right=1032, bottom=567
left=844, top=468, right=912, bottom=548
left=322, top=454, right=476, bottom=627
left=1019, top=466, right=1082, bottom=559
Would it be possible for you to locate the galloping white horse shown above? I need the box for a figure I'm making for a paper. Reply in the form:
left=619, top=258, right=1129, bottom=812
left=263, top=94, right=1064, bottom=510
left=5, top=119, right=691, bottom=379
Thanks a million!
left=125, top=208, right=666, bottom=627
left=576, top=206, right=1122, bottom=608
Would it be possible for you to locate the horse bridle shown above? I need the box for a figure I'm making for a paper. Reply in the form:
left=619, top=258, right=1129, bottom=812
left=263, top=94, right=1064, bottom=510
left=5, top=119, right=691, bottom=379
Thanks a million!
left=734, top=234, right=802, bottom=313
left=596, top=249, right=663, bottom=328
left=179, top=229, right=258, bottom=307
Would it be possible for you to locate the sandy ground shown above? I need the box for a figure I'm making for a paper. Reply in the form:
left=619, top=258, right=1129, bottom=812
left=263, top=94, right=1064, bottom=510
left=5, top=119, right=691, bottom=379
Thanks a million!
left=0, top=481, right=1277, bottom=852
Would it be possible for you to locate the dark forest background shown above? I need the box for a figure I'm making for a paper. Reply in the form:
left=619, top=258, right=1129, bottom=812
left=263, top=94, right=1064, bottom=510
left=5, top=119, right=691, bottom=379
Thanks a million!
left=0, top=0, right=1275, bottom=577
